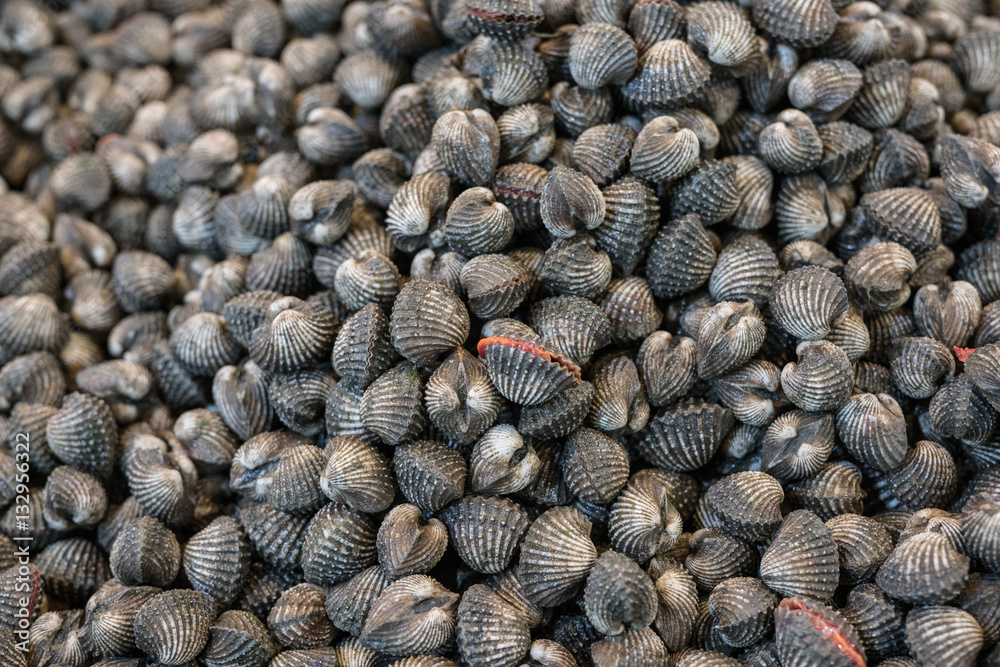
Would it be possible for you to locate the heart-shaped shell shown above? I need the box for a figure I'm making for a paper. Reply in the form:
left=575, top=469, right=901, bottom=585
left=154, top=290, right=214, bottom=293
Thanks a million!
left=460, top=254, right=530, bottom=319
left=781, top=340, right=854, bottom=412
left=568, top=23, right=637, bottom=89
left=376, top=503, right=448, bottom=579
left=608, top=470, right=683, bottom=563
left=109, top=516, right=179, bottom=588
left=684, top=528, right=758, bottom=591
left=360, top=575, right=459, bottom=656
left=761, top=410, right=835, bottom=481
left=696, top=301, right=767, bottom=379
left=771, top=266, right=849, bottom=340
left=583, top=550, right=657, bottom=636
left=709, top=235, right=781, bottom=306
left=706, top=577, right=778, bottom=648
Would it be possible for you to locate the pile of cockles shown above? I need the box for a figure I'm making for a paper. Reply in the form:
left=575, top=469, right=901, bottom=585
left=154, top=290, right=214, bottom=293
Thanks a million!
left=2, top=0, right=1000, bottom=664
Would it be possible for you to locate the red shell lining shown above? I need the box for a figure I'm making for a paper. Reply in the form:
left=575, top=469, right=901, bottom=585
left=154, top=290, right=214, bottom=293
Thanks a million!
left=954, top=346, right=975, bottom=363
left=494, top=185, right=542, bottom=200
left=780, top=599, right=866, bottom=667
left=477, top=336, right=582, bottom=379
left=466, top=5, right=542, bottom=22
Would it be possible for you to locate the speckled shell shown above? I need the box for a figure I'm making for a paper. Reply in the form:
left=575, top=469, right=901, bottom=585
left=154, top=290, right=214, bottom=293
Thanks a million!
left=440, top=495, right=530, bottom=573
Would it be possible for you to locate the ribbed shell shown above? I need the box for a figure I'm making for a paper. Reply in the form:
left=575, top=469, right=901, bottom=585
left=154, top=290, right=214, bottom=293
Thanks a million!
left=301, top=502, right=378, bottom=586
left=962, top=493, right=1000, bottom=574
left=480, top=42, right=549, bottom=108
left=706, top=577, right=778, bottom=648
left=607, top=470, right=683, bottom=563
left=202, top=610, right=278, bottom=667
left=826, top=514, right=894, bottom=585
left=249, top=298, right=337, bottom=374
left=530, top=296, right=611, bottom=367
left=493, top=163, right=547, bottom=232
left=848, top=59, right=912, bottom=130
left=774, top=597, right=866, bottom=667
left=539, top=165, right=605, bottom=239
left=816, top=121, right=874, bottom=186
left=46, top=392, right=119, bottom=481
left=390, top=279, right=470, bottom=365
left=673, top=160, right=741, bottom=227
left=360, top=575, right=459, bottom=656
left=758, top=109, right=824, bottom=175
left=591, top=627, right=668, bottom=667
left=539, top=235, right=613, bottom=299
left=85, top=583, right=161, bottom=658
left=562, top=427, right=630, bottom=503
left=169, top=312, right=242, bottom=378
left=0, top=294, right=70, bottom=356
left=268, top=583, right=334, bottom=649
left=42, top=465, right=107, bottom=531
left=518, top=506, right=598, bottom=607
left=835, top=392, right=907, bottom=472
left=376, top=503, right=448, bottom=579
left=460, top=254, right=530, bottom=319
left=183, top=516, right=251, bottom=607
left=709, top=235, right=780, bottom=306
left=631, top=116, right=700, bottom=184
left=706, top=471, right=784, bottom=542
left=394, top=440, right=467, bottom=512
left=360, top=362, right=427, bottom=446
left=623, top=40, right=711, bottom=107
left=696, top=301, right=767, bottom=379
left=440, top=495, right=530, bottom=574
left=478, top=336, right=581, bottom=406
left=639, top=400, right=735, bottom=471
left=433, top=108, right=499, bottom=186
left=876, top=532, right=969, bottom=605
left=518, top=380, right=595, bottom=442
left=599, top=277, right=662, bottom=344
left=905, top=606, right=983, bottom=667
left=839, top=584, right=906, bottom=663
left=135, top=589, right=216, bottom=665
left=888, top=439, right=957, bottom=509
left=759, top=510, right=839, bottom=599
left=109, top=516, right=180, bottom=588
left=771, top=266, right=848, bottom=340
left=788, top=60, right=863, bottom=121
left=781, top=340, right=854, bottom=412
left=456, top=584, right=531, bottom=667
left=445, top=188, right=515, bottom=256
left=761, top=410, right=835, bottom=481
left=583, top=550, right=657, bottom=636
left=325, top=566, right=390, bottom=636
left=568, top=23, right=637, bottom=88
left=594, top=176, right=660, bottom=275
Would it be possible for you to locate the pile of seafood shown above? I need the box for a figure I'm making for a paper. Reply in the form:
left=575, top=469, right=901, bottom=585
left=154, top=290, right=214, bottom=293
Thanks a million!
left=2, top=0, right=1000, bottom=664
